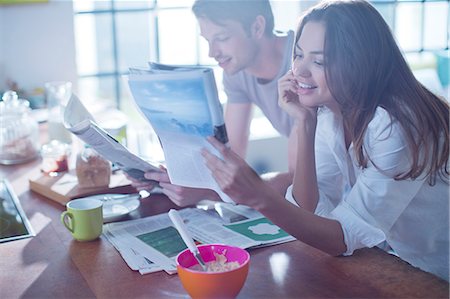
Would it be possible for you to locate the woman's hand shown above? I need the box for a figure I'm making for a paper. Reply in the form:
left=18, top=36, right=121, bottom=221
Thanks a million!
left=278, top=70, right=318, bottom=125
left=202, top=137, right=277, bottom=210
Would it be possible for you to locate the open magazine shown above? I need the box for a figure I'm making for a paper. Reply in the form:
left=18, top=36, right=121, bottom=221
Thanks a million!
left=103, top=202, right=295, bottom=275
left=63, top=95, right=162, bottom=180
left=127, top=62, right=232, bottom=202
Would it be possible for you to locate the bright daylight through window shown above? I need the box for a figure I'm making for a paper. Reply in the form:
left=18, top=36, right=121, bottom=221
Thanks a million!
left=73, top=0, right=449, bottom=131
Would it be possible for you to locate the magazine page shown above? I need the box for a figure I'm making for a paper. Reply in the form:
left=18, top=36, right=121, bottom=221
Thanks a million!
left=127, top=68, right=226, bottom=142
left=63, top=95, right=161, bottom=179
left=63, top=94, right=95, bottom=127
left=127, top=66, right=232, bottom=202
left=143, top=63, right=228, bottom=144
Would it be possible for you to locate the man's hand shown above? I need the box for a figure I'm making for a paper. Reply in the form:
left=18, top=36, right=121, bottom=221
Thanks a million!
left=144, top=166, right=220, bottom=207
left=125, top=170, right=160, bottom=192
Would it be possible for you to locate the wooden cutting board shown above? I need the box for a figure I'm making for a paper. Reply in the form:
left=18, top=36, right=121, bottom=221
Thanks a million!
left=29, top=169, right=136, bottom=205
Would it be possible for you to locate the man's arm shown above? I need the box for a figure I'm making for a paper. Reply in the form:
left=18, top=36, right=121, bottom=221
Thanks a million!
left=261, top=171, right=293, bottom=196
left=261, top=126, right=297, bottom=195
left=287, top=124, right=298, bottom=173
left=224, top=102, right=253, bottom=158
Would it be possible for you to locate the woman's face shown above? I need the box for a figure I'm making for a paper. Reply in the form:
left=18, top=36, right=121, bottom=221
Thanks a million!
left=292, top=21, right=337, bottom=110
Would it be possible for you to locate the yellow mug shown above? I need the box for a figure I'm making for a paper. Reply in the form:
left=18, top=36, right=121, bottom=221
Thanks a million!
left=61, top=198, right=103, bottom=241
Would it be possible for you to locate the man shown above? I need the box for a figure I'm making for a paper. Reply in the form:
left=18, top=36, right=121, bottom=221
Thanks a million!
left=133, top=0, right=296, bottom=206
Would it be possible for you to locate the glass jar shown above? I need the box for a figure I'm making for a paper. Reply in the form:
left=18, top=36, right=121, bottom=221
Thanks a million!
left=41, top=140, right=71, bottom=176
left=76, top=146, right=111, bottom=188
left=0, top=90, right=40, bottom=165
left=45, top=81, right=73, bottom=144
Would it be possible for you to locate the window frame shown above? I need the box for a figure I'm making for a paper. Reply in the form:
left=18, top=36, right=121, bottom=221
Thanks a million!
left=73, top=0, right=450, bottom=107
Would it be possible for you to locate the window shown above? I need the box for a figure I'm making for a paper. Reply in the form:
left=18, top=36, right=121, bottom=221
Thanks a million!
left=372, top=0, right=449, bottom=66
left=72, top=0, right=300, bottom=113
left=73, top=0, right=449, bottom=113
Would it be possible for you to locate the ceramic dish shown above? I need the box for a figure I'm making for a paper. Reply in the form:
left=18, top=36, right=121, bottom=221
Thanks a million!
left=80, top=193, right=141, bottom=222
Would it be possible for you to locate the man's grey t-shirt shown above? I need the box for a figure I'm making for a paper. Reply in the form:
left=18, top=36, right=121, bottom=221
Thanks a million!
left=223, top=30, right=295, bottom=137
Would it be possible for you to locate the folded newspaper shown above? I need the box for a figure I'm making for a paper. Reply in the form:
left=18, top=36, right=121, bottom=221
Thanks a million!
left=103, top=202, right=295, bottom=275
left=63, top=94, right=162, bottom=180
left=127, top=62, right=232, bottom=202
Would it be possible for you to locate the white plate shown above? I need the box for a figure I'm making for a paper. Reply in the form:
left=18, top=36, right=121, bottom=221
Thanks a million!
left=82, top=193, right=141, bottom=223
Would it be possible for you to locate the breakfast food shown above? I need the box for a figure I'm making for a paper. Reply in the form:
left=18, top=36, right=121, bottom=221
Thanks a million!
left=1, top=135, right=39, bottom=164
left=189, top=251, right=240, bottom=272
left=76, top=148, right=111, bottom=188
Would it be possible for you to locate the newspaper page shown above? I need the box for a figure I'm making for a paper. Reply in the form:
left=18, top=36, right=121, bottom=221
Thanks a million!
left=103, top=226, right=165, bottom=274
left=104, top=203, right=295, bottom=274
left=63, top=94, right=161, bottom=179
left=127, top=63, right=233, bottom=202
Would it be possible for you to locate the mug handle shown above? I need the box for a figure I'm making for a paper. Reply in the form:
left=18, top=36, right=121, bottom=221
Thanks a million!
left=61, top=211, right=74, bottom=233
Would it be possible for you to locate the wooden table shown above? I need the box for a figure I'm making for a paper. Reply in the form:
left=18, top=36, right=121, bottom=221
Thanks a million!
left=1, top=157, right=448, bottom=299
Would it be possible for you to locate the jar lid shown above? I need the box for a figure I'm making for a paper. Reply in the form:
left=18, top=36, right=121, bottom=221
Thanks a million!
left=2, top=90, right=18, bottom=101
left=0, top=90, right=31, bottom=115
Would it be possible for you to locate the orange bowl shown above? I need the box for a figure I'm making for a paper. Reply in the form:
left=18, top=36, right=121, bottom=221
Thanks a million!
left=176, top=244, right=250, bottom=299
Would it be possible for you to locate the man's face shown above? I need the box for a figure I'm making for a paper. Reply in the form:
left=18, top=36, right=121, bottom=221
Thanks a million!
left=198, top=17, right=259, bottom=75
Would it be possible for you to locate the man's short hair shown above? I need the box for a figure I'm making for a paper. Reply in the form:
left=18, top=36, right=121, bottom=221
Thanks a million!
left=192, top=0, right=274, bottom=36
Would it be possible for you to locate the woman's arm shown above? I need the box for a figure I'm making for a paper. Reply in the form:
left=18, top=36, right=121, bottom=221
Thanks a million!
left=201, top=136, right=347, bottom=256
left=260, top=196, right=346, bottom=256
left=277, top=70, right=319, bottom=212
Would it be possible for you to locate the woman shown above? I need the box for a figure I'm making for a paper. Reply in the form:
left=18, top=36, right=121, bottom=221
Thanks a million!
left=202, top=0, right=449, bottom=280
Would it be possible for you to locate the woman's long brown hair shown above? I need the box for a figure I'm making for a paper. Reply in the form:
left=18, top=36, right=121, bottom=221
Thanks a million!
left=296, top=0, right=449, bottom=184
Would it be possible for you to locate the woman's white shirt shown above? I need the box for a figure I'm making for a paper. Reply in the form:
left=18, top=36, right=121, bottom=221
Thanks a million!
left=285, top=107, right=449, bottom=280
